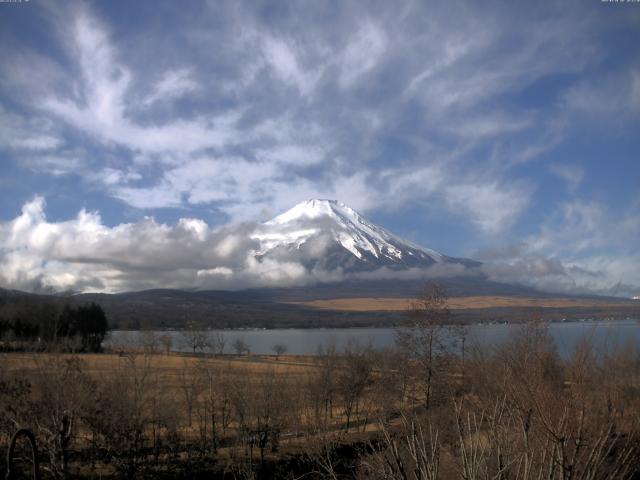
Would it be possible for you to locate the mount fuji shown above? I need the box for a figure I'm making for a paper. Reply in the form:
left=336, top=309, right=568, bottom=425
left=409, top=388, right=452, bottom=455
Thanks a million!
left=13, top=199, right=635, bottom=330
left=250, top=199, right=479, bottom=273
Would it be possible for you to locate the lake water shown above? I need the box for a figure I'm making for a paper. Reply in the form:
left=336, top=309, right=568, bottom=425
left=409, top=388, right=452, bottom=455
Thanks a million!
left=106, top=319, right=640, bottom=358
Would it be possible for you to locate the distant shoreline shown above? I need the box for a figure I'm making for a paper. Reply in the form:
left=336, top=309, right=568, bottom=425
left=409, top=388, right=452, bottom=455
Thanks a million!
left=108, top=316, right=639, bottom=332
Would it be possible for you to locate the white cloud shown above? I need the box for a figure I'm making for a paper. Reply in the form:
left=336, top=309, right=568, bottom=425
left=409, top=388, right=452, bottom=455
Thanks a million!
left=0, top=108, right=62, bottom=152
left=563, top=70, right=640, bottom=124
left=528, top=201, right=608, bottom=254
left=261, top=36, right=321, bottom=96
left=98, top=167, right=143, bottom=186
left=38, top=8, right=242, bottom=155
left=444, top=181, right=530, bottom=234
left=20, top=154, right=84, bottom=177
left=338, top=21, right=387, bottom=88
left=255, top=144, right=327, bottom=167
left=548, top=163, right=584, bottom=192
left=0, top=197, right=260, bottom=292
left=377, top=164, right=530, bottom=234
left=142, top=68, right=199, bottom=107
left=406, top=34, right=478, bottom=95
left=449, top=113, right=533, bottom=140
left=111, top=157, right=279, bottom=210
left=632, top=70, right=640, bottom=110
left=114, top=181, right=183, bottom=209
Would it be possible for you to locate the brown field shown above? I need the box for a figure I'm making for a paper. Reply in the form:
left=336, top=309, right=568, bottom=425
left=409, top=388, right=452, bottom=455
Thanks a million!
left=289, top=295, right=637, bottom=311
left=1, top=351, right=317, bottom=379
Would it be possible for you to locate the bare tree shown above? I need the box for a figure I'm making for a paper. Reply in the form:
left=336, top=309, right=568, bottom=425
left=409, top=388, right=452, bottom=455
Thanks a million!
left=193, top=362, right=224, bottom=455
left=395, top=282, right=450, bottom=409
left=307, top=342, right=338, bottom=432
left=247, top=369, right=292, bottom=466
left=232, top=338, right=249, bottom=356
left=450, top=321, right=470, bottom=386
left=158, top=333, right=173, bottom=354
left=180, top=323, right=210, bottom=354
left=140, top=329, right=159, bottom=354
left=81, top=353, right=157, bottom=477
left=337, top=340, right=373, bottom=432
left=25, top=355, right=94, bottom=477
left=210, top=332, right=226, bottom=357
left=366, top=347, right=403, bottom=424
left=360, top=414, right=440, bottom=480
left=178, top=361, right=203, bottom=427
left=272, top=343, right=287, bottom=360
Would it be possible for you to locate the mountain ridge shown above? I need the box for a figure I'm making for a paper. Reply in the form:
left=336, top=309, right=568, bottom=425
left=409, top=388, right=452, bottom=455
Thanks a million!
left=2, top=283, right=638, bottom=331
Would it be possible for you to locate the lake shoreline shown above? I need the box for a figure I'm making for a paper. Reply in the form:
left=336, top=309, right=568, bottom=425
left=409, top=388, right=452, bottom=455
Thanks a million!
left=109, top=315, right=639, bottom=332
left=106, top=318, right=640, bottom=358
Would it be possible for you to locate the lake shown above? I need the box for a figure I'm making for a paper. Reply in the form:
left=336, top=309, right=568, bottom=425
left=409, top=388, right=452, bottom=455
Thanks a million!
left=106, top=319, right=640, bottom=358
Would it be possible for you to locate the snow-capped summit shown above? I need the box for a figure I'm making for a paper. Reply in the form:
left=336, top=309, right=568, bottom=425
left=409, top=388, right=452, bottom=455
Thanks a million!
left=251, top=199, right=477, bottom=272
left=267, top=199, right=352, bottom=225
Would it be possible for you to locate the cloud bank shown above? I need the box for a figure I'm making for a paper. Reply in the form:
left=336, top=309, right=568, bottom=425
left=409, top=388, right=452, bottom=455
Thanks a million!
left=1, top=198, right=637, bottom=297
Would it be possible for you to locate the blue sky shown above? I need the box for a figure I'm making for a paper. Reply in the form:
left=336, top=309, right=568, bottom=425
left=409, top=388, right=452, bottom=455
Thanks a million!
left=0, top=0, right=639, bottom=295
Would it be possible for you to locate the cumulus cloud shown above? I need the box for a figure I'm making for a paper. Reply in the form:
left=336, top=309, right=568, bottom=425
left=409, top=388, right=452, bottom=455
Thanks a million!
left=0, top=197, right=446, bottom=293
left=0, top=197, right=262, bottom=292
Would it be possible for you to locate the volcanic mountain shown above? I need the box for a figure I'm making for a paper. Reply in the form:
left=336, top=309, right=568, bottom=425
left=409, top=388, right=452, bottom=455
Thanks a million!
left=250, top=199, right=479, bottom=273
left=4, top=199, right=637, bottom=331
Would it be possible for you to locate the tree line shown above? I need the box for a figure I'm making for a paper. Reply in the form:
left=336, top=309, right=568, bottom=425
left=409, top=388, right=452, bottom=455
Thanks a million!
left=0, top=295, right=109, bottom=353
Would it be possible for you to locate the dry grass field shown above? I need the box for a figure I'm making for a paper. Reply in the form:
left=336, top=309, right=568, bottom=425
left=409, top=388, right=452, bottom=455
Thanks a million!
left=289, top=295, right=638, bottom=311
left=2, top=351, right=314, bottom=372
left=1, top=351, right=318, bottom=396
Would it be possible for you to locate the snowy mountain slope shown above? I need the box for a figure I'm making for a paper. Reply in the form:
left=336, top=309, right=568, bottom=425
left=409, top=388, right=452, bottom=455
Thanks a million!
left=250, top=199, right=478, bottom=272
